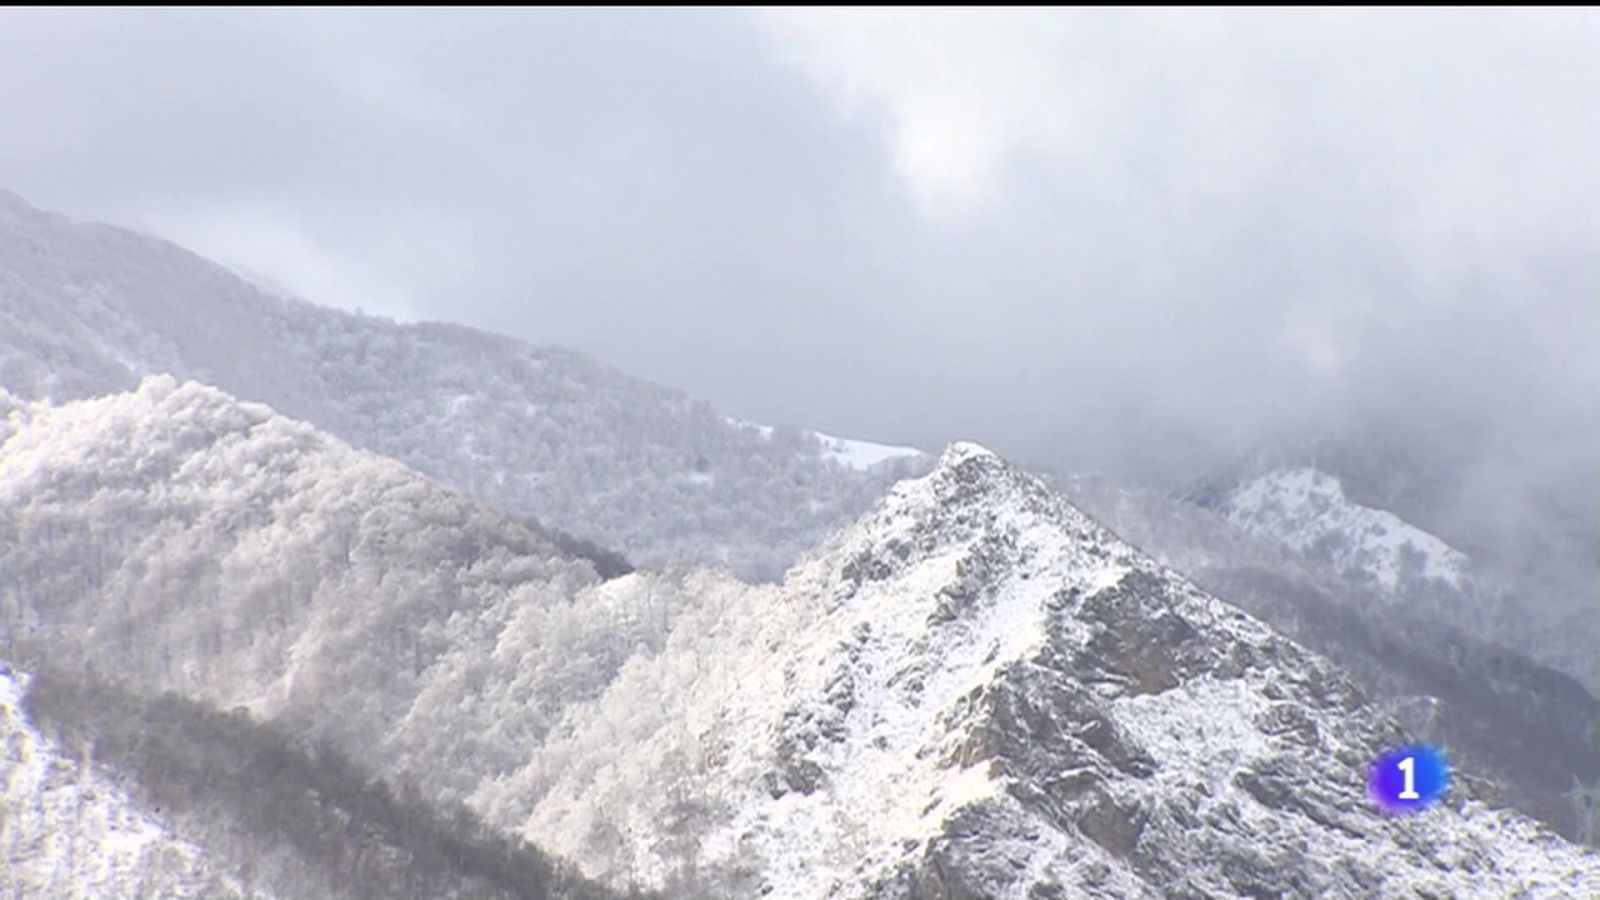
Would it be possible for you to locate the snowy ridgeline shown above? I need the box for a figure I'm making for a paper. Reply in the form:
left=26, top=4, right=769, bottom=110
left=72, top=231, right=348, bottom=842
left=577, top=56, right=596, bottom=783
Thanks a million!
left=3, top=382, right=1597, bottom=898
left=1206, top=466, right=1596, bottom=691
left=1220, top=467, right=1468, bottom=593
left=1059, top=471, right=1600, bottom=839
left=6, top=185, right=1594, bottom=719
left=0, top=190, right=929, bottom=581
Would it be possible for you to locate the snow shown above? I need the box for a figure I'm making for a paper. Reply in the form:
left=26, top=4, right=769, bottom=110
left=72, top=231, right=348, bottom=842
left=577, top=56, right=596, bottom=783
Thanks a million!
left=496, top=446, right=1167, bottom=893
left=1112, top=673, right=1600, bottom=896
left=724, top=415, right=776, bottom=440
left=1223, top=467, right=1468, bottom=592
left=495, top=445, right=1600, bottom=896
left=813, top=430, right=927, bottom=472
left=723, top=416, right=927, bottom=472
left=1112, top=676, right=1275, bottom=787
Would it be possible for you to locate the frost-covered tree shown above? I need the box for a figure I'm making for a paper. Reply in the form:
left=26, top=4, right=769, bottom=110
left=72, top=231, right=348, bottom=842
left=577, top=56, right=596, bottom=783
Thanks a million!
left=0, top=379, right=757, bottom=886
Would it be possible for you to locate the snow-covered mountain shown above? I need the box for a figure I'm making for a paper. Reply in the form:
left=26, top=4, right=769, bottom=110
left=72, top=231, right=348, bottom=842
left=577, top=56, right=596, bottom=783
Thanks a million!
left=6, top=383, right=1595, bottom=896
left=1219, top=467, right=1468, bottom=593
left=1185, top=439, right=1600, bottom=694
left=1060, top=470, right=1600, bottom=846
left=0, top=189, right=928, bottom=580
left=0, top=376, right=694, bottom=807
left=2, top=187, right=1593, bottom=893
left=498, top=444, right=1599, bottom=896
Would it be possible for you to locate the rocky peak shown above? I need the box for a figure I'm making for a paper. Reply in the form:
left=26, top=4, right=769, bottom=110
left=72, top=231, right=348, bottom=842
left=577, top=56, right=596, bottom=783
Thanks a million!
left=661, top=444, right=1599, bottom=897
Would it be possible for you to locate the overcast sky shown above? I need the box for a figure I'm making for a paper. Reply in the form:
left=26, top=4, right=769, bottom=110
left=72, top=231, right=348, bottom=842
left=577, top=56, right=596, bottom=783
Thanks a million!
left=2, top=8, right=1595, bottom=484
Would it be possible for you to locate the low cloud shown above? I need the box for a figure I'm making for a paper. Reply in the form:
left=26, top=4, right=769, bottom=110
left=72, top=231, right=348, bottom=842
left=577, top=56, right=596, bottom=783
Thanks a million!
left=0, top=8, right=1593, bottom=497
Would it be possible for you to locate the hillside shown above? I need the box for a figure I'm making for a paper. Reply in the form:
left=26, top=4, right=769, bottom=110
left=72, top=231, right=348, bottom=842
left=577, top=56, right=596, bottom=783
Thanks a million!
left=0, top=189, right=927, bottom=580
left=1, top=667, right=260, bottom=899
left=0, top=377, right=713, bottom=810
left=3, top=664, right=622, bottom=899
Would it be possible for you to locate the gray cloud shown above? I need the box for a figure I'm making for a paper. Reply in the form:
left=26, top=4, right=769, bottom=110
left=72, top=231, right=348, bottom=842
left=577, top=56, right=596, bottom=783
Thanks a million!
left=1, top=8, right=1594, bottom=495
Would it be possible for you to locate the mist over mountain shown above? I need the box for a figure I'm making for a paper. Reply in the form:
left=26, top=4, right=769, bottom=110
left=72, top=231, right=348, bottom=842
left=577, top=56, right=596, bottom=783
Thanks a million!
left=1061, top=471, right=1600, bottom=844
left=3, top=174, right=1591, bottom=693
left=1180, top=432, right=1600, bottom=690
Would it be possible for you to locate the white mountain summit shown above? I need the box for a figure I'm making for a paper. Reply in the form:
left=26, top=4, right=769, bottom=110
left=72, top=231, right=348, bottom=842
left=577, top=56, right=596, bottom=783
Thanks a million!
left=504, top=442, right=1599, bottom=896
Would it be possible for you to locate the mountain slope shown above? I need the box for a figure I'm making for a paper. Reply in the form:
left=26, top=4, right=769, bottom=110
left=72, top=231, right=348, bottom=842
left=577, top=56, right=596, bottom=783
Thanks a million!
left=487, top=445, right=1600, bottom=896
left=0, top=377, right=757, bottom=894
left=11, top=665, right=622, bottom=900
left=0, top=379, right=698, bottom=895
left=0, top=667, right=261, bottom=899
left=0, top=189, right=928, bottom=580
left=0, top=377, right=725, bottom=812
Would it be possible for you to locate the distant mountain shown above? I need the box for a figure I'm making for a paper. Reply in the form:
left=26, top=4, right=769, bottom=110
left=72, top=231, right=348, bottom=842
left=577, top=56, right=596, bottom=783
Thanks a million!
left=0, top=189, right=928, bottom=580
left=1183, top=436, right=1600, bottom=692
left=1219, top=467, right=1468, bottom=594
left=1060, top=471, right=1600, bottom=847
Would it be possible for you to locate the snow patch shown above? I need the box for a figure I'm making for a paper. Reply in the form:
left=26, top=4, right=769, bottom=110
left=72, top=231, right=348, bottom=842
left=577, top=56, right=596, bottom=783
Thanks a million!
left=723, top=416, right=926, bottom=471
left=814, top=430, right=926, bottom=472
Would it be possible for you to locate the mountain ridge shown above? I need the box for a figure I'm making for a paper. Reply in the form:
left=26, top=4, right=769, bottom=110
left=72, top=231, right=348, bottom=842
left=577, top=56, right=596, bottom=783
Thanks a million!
left=0, top=189, right=928, bottom=581
left=488, top=442, right=1600, bottom=896
left=5, top=383, right=1598, bottom=895
left=1061, top=469, right=1600, bottom=841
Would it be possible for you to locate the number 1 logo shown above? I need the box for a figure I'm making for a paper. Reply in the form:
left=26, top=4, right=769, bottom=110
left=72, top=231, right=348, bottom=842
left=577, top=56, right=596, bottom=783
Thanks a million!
left=1397, top=755, right=1419, bottom=800
left=1369, top=745, right=1448, bottom=813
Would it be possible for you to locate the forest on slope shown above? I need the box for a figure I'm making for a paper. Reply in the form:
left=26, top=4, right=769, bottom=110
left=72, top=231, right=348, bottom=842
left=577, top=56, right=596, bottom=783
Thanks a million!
left=8, top=663, right=627, bottom=899
left=0, top=190, right=927, bottom=582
